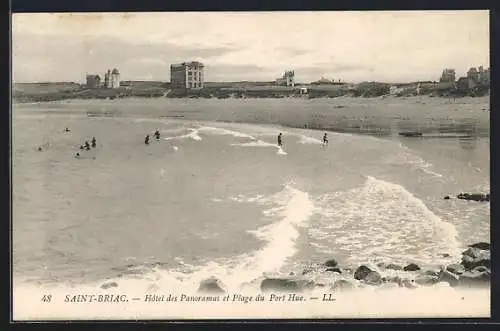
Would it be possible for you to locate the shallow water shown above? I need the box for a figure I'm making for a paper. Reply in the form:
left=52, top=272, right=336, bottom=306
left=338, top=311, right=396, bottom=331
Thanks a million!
left=12, top=98, right=490, bottom=319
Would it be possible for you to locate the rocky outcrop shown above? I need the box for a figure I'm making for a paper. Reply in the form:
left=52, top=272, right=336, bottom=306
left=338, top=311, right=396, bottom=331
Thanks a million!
left=403, top=263, right=421, bottom=271
left=456, top=193, right=490, bottom=202
left=260, top=277, right=315, bottom=292
left=461, top=247, right=490, bottom=270
left=324, top=259, right=338, bottom=268
left=353, top=265, right=382, bottom=285
left=446, top=263, right=465, bottom=275
left=469, top=242, right=490, bottom=250
left=457, top=270, right=490, bottom=288
left=197, top=277, right=226, bottom=294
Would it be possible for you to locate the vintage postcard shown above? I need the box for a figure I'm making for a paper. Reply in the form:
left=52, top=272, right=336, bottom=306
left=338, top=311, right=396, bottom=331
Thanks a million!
left=11, top=11, right=490, bottom=320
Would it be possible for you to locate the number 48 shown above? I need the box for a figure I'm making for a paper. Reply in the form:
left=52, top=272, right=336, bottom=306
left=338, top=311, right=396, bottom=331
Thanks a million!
left=41, top=294, right=52, bottom=303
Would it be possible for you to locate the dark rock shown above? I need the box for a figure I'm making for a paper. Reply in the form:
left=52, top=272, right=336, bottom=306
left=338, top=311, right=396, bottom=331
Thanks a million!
left=324, top=259, right=338, bottom=268
left=441, top=253, right=451, bottom=258
left=197, top=277, right=226, bottom=294
left=354, top=265, right=377, bottom=280
left=364, top=271, right=382, bottom=286
left=461, top=247, right=490, bottom=270
left=438, top=270, right=459, bottom=287
left=260, top=277, right=315, bottom=292
left=385, top=263, right=403, bottom=271
left=469, top=242, right=490, bottom=251
left=101, top=282, right=118, bottom=289
left=353, top=265, right=381, bottom=285
left=332, top=279, right=355, bottom=292
left=325, top=267, right=342, bottom=273
left=446, top=263, right=465, bottom=275
left=415, top=275, right=439, bottom=286
left=457, top=270, right=490, bottom=288
left=403, top=263, right=421, bottom=271
left=444, top=196, right=451, bottom=200
left=472, top=266, right=490, bottom=274
left=456, top=193, right=490, bottom=202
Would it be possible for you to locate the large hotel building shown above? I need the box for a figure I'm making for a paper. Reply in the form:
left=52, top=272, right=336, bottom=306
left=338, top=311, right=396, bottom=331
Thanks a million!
left=170, top=61, right=205, bottom=89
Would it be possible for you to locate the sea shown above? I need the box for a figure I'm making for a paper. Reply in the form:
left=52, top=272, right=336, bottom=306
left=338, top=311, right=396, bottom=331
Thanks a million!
left=12, top=98, right=490, bottom=319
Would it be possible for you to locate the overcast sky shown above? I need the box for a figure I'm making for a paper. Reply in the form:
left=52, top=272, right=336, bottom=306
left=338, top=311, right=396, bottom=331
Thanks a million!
left=12, top=11, right=489, bottom=83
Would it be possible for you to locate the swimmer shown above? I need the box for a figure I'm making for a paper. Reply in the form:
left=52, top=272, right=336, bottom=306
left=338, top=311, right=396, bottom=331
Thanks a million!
left=75, top=152, right=80, bottom=158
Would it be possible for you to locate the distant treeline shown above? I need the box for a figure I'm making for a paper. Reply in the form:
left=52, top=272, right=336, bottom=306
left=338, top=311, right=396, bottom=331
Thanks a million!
left=12, top=80, right=490, bottom=103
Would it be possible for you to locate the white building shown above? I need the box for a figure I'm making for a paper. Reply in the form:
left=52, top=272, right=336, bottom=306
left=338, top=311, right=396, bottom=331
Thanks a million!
left=276, top=70, right=295, bottom=87
left=104, top=68, right=121, bottom=88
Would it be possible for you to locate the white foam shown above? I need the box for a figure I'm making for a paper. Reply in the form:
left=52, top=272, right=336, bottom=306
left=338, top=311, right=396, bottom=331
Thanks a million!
left=298, top=135, right=323, bottom=145
left=197, top=126, right=256, bottom=140
left=311, top=176, right=462, bottom=266
left=173, top=146, right=179, bottom=151
left=277, top=148, right=288, bottom=155
left=231, top=139, right=287, bottom=155
left=231, top=140, right=276, bottom=148
left=387, top=143, right=444, bottom=179
left=13, top=184, right=317, bottom=320
left=163, top=129, right=202, bottom=141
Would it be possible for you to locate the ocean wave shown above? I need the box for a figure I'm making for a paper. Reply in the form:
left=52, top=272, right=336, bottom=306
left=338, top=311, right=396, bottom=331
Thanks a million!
left=230, top=140, right=288, bottom=155
left=385, top=142, right=444, bottom=179
left=13, top=184, right=315, bottom=305
left=196, top=125, right=256, bottom=140
left=163, top=129, right=202, bottom=141
left=311, top=176, right=462, bottom=266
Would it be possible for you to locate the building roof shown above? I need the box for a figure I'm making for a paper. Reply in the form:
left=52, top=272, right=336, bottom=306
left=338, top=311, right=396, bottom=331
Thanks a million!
left=171, top=61, right=205, bottom=68
left=86, top=74, right=101, bottom=79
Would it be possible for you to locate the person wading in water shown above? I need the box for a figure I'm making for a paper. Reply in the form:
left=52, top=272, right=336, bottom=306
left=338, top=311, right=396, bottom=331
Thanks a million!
left=322, top=133, right=328, bottom=147
left=277, top=133, right=283, bottom=148
left=145, top=134, right=150, bottom=145
left=154, top=130, right=161, bottom=140
left=91, top=136, right=97, bottom=148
